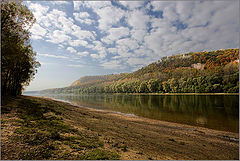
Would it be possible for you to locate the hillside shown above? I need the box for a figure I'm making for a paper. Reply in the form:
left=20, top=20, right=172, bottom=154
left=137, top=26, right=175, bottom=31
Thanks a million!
left=33, top=48, right=239, bottom=94
left=71, top=73, right=128, bottom=86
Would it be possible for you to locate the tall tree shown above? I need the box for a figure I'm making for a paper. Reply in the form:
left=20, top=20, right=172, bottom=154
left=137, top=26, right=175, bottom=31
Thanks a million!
left=1, top=0, right=40, bottom=96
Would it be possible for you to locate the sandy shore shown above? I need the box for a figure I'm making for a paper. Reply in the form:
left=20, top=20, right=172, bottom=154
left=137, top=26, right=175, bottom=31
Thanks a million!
left=1, top=95, right=239, bottom=160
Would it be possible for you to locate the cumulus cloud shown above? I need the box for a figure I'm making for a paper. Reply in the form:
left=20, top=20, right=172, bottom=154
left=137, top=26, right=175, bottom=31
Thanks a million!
left=71, top=27, right=96, bottom=40
left=28, top=3, right=49, bottom=20
left=27, top=1, right=239, bottom=72
left=119, top=1, right=145, bottom=10
left=77, top=51, right=89, bottom=56
left=67, top=64, right=83, bottom=68
left=50, top=1, right=71, bottom=5
left=101, top=60, right=125, bottom=69
left=69, top=40, right=88, bottom=47
left=102, top=27, right=130, bottom=44
left=127, top=9, right=150, bottom=30
left=73, top=12, right=95, bottom=25
left=30, top=23, right=47, bottom=40
left=90, top=54, right=99, bottom=59
left=67, top=47, right=77, bottom=53
left=90, top=41, right=107, bottom=59
left=116, top=38, right=139, bottom=52
left=38, top=53, right=68, bottom=59
left=107, top=48, right=118, bottom=54
left=73, top=1, right=123, bottom=31
left=46, top=30, right=71, bottom=44
left=126, top=57, right=151, bottom=66
left=97, top=6, right=125, bottom=31
left=79, top=1, right=112, bottom=10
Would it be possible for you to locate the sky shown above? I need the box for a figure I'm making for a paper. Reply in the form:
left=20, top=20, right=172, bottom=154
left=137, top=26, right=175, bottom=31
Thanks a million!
left=23, top=0, right=239, bottom=91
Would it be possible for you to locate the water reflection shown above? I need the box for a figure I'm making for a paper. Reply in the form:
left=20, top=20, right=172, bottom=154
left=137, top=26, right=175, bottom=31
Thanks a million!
left=41, top=94, right=239, bottom=133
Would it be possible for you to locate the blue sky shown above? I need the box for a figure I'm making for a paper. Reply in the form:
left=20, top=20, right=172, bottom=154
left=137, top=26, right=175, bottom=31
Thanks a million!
left=23, top=1, right=239, bottom=91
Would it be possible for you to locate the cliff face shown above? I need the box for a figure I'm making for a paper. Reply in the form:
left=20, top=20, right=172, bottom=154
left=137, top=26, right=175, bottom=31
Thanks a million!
left=191, top=63, right=205, bottom=70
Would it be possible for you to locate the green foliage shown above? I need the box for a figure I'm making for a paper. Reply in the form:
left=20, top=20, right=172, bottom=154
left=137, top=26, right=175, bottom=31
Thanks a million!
left=79, top=149, right=120, bottom=160
left=1, top=1, right=40, bottom=96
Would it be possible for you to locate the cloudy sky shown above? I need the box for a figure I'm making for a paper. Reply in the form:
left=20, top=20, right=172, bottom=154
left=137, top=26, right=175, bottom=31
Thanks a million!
left=23, top=1, right=239, bottom=91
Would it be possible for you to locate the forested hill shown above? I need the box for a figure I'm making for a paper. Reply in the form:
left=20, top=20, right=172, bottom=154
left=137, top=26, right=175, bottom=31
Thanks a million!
left=32, top=48, right=239, bottom=94
left=71, top=73, right=128, bottom=86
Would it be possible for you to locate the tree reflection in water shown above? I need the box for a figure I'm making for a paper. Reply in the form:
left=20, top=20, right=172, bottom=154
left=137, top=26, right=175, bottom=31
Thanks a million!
left=44, top=94, right=239, bottom=133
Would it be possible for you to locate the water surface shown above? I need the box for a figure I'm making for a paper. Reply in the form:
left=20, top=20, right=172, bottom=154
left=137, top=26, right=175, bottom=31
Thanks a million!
left=27, top=94, right=239, bottom=133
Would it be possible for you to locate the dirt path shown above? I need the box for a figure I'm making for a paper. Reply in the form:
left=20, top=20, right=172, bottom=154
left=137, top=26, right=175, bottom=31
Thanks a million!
left=1, top=96, right=239, bottom=160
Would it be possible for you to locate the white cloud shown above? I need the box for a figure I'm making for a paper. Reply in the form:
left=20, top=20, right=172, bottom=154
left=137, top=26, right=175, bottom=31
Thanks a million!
left=67, top=64, right=83, bottom=68
left=27, top=1, right=239, bottom=71
left=30, top=23, right=47, bottom=39
left=73, top=12, right=95, bottom=25
left=102, top=27, right=130, bottom=44
left=130, top=29, right=147, bottom=43
left=28, top=3, right=49, bottom=20
left=101, top=60, right=124, bottom=69
left=77, top=51, right=89, bottom=56
left=69, top=40, right=88, bottom=47
left=127, top=9, right=150, bottom=30
left=89, top=41, right=107, bottom=59
left=38, top=53, right=68, bottom=59
left=80, top=1, right=112, bottom=10
left=143, top=0, right=239, bottom=58
left=116, top=38, right=139, bottom=51
left=73, top=1, right=82, bottom=10
left=134, top=47, right=154, bottom=57
left=119, top=1, right=145, bottom=10
left=50, top=1, right=71, bottom=5
left=107, top=48, right=118, bottom=54
left=71, top=27, right=95, bottom=40
left=31, top=35, right=43, bottom=40
left=42, top=9, right=75, bottom=34
left=175, top=1, right=195, bottom=22
left=126, top=57, right=152, bottom=66
left=74, top=12, right=90, bottom=19
left=46, top=30, right=71, bottom=44
left=151, top=1, right=175, bottom=12
left=75, top=18, right=95, bottom=25
left=94, top=6, right=125, bottom=31
left=90, top=54, right=99, bottom=59
left=67, top=47, right=77, bottom=53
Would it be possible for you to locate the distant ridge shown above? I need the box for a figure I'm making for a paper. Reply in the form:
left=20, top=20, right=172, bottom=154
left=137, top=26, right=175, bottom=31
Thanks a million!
left=71, top=73, right=128, bottom=87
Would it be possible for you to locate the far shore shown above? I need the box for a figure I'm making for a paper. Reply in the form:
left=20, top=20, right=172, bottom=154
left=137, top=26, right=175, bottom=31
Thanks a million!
left=24, top=92, right=239, bottom=96
left=112, top=92, right=240, bottom=95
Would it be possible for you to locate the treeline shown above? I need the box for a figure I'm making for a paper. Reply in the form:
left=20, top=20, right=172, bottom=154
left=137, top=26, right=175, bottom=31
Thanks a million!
left=38, top=48, right=239, bottom=95
left=71, top=73, right=238, bottom=94
left=1, top=1, right=40, bottom=96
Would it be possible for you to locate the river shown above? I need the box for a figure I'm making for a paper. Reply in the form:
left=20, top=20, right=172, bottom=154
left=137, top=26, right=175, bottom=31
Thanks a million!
left=25, top=93, right=239, bottom=133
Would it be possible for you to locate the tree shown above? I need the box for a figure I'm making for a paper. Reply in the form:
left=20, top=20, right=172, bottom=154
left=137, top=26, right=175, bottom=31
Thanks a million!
left=1, top=1, right=40, bottom=96
left=147, top=79, right=159, bottom=93
left=138, top=81, right=148, bottom=93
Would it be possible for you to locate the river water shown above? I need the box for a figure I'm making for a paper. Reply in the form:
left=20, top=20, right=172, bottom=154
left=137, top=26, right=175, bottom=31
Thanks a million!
left=26, top=94, right=239, bottom=133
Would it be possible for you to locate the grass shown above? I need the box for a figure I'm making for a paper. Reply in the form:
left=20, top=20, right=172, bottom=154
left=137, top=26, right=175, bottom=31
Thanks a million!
left=6, top=97, right=120, bottom=160
left=79, top=149, right=120, bottom=160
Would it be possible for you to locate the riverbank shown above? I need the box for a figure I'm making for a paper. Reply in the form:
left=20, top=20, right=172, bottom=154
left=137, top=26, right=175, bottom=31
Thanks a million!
left=1, top=95, right=239, bottom=160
